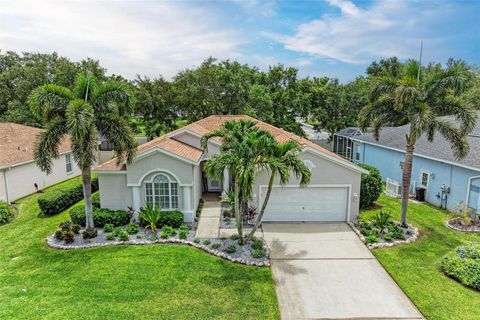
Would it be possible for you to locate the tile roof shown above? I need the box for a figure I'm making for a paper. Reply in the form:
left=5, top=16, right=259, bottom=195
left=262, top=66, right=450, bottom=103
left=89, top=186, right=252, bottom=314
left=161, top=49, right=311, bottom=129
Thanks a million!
left=0, top=122, right=72, bottom=168
left=95, top=115, right=351, bottom=171
left=353, top=111, right=480, bottom=171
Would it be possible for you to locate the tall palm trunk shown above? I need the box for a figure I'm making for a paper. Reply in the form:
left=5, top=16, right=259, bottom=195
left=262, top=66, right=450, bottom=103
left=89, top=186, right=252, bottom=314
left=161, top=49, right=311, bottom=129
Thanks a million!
left=234, top=179, right=244, bottom=244
left=401, top=144, right=414, bottom=227
left=247, top=172, right=275, bottom=239
left=82, top=167, right=94, bottom=229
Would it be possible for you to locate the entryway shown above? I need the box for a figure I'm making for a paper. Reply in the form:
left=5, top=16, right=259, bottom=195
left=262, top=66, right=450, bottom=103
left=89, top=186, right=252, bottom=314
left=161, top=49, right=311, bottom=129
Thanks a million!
left=195, top=193, right=221, bottom=238
left=263, top=222, right=423, bottom=319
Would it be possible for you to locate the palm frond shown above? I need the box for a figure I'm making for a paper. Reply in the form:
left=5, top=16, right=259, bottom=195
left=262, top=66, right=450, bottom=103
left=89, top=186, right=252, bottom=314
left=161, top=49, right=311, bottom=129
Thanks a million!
left=432, top=119, right=470, bottom=159
left=92, top=80, right=136, bottom=116
left=96, top=115, right=138, bottom=165
left=33, top=119, right=68, bottom=174
left=74, top=72, right=98, bottom=101
left=28, top=84, right=73, bottom=122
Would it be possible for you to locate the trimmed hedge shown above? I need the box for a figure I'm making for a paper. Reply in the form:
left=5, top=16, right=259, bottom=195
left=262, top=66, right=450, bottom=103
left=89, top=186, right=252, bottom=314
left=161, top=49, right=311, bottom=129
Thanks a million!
left=92, top=192, right=100, bottom=208
left=359, top=164, right=383, bottom=209
left=70, top=206, right=130, bottom=227
left=441, top=242, right=480, bottom=290
left=159, top=210, right=184, bottom=228
left=38, top=177, right=99, bottom=216
left=0, top=201, right=15, bottom=225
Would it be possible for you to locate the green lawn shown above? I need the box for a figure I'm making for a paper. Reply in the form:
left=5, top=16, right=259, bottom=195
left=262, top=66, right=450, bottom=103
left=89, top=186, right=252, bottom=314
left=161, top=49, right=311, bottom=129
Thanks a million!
left=0, top=182, right=279, bottom=319
left=361, top=195, right=480, bottom=320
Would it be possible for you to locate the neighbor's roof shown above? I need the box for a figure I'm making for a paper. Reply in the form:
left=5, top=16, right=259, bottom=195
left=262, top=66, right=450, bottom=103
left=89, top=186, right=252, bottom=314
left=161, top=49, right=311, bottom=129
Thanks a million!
left=95, top=115, right=355, bottom=171
left=0, top=122, right=72, bottom=168
left=353, top=111, right=480, bottom=171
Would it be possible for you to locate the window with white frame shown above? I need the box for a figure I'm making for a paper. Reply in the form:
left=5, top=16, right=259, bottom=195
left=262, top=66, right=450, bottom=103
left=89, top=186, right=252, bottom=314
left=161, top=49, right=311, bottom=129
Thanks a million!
left=145, top=174, right=179, bottom=210
left=420, top=170, right=430, bottom=187
left=65, top=154, right=72, bottom=173
left=355, top=144, right=360, bottom=161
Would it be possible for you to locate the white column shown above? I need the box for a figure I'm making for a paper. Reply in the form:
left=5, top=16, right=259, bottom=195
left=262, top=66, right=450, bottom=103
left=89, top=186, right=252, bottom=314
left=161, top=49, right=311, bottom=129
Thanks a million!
left=182, top=186, right=192, bottom=212
left=222, top=168, right=230, bottom=196
left=131, top=186, right=141, bottom=222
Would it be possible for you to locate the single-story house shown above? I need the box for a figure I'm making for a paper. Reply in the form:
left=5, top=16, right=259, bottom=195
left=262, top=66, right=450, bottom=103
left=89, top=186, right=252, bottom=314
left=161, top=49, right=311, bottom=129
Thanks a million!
left=351, top=112, right=480, bottom=213
left=94, top=115, right=367, bottom=223
left=0, top=122, right=81, bottom=203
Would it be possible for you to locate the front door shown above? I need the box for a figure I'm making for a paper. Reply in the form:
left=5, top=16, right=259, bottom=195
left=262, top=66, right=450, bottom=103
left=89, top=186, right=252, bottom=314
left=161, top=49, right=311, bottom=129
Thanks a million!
left=207, top=178, right=221, bottom=192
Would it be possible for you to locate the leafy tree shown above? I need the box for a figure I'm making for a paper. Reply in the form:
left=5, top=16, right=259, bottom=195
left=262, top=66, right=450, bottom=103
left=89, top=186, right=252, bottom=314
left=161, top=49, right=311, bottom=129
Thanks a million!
left=134, top=76, right=177, bottom=139
left=246, top=139, right=311, bottom=239
left=201, top=120, right=273, bottom=244
left=359, top=59, right=477, bottom=226
left=29, top=73, right=137, bottom=231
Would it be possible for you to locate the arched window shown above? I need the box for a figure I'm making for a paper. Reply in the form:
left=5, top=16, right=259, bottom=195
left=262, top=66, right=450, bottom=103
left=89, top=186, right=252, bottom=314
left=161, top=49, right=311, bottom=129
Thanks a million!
left=145, top=174, right=179, bottom=210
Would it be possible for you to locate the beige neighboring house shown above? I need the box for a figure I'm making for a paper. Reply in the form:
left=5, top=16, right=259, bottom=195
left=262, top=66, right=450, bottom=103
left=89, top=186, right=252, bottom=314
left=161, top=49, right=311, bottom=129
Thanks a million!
left=0, top=123, right=81, bottom=203
left=94, top=115, right=367, bottom=223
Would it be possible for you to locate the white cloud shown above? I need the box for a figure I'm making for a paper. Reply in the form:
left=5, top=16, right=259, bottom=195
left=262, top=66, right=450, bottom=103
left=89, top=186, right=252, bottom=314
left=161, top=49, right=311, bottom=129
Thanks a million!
left=0, top=0, right=244, bottom=78
left=266, top=0, right=447, bottom=64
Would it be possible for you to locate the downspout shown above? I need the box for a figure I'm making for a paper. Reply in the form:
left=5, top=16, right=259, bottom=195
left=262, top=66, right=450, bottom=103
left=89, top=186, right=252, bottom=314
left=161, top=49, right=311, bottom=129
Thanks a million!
left=1, top=167, right=10, bottom=204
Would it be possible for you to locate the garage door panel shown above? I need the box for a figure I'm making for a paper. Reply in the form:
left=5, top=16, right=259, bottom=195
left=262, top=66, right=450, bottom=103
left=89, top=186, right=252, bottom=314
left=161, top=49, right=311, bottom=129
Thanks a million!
left=262, top=186, right=348, bottom=221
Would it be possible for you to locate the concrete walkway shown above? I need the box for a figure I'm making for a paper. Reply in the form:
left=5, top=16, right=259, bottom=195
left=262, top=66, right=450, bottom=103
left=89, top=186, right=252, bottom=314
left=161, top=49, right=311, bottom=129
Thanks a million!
left=263, top=222, right=424, bottom=320
left=195, top=195, right=221, bottom=238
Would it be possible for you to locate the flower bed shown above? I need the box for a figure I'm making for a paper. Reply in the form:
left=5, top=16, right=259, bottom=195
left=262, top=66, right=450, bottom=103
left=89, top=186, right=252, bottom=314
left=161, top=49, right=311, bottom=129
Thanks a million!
left=47, top=223, right=269, bottom=267
left=447, top=219, right=480, bottom=233
left=441, top=242, right=480, bottom=290
left=350, top=210, right=419, bottom=249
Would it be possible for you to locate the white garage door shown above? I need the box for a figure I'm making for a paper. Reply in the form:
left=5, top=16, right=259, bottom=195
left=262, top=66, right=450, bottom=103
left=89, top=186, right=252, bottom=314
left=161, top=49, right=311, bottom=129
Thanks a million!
left=261, top=186, right=349, bottom=222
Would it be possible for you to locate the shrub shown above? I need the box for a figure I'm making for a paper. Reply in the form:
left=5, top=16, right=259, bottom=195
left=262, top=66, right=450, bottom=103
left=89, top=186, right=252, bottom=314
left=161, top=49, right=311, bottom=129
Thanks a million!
left=391, top=229, right=406, bottom=240
left=203, top=239, right=211, bottom=245
left=159, top=211, right=184, bottom=228
left=70, top=206, right=129, bottom=227
left=441, top=242, right=480, bottom=290
left=178, top=229, right=188, bottom=239
left=126, top=223, right=139, bottom=235
left=211, top=243, right=220, bottom=250
left=162, top=226, right=176, bottom=237
left=38, top=177, right=98, bottom=216
left=54, top=221, right=81, bottom=243
left=82, top=228, right=98, bottom=239
left=359, top=164, right=382, bottom=209
left=230, top=234, right=240, bottom=241
left=63, top=230, right=76, bottom=243
left=149, top=235, right=158, bottom=241
left=193, top=238, right=200, bottom=244
left=92, top=192, right=100, bottom=208
left=251, top=239, right=263, bottom=250
left=384, top=233, right=393, bottom=242
left=252, top=249, right=265, bottom=258
left=103, top=223, right=114, bottom=233
left=0, top=201, right=15, bottom=225
left=106, top=233, right=115, bottom=241
left=118, top=230, right=129, bottom=241
left=225, top=244, right=237, bottom=253
left=365, top=234, right=379, bottom=244
left=139, top=204, right=162, bottom=232
left=372, top=211, right=392, bottom=238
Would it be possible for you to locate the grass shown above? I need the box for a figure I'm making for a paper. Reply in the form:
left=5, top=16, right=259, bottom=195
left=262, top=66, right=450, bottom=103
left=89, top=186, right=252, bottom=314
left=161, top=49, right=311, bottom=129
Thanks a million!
left=0, top=180, right=279, bottom=319
left=361, top=195, right=480, bottom=320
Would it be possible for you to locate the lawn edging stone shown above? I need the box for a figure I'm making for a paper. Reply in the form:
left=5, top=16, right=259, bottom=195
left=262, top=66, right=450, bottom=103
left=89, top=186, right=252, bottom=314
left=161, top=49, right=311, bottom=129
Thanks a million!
left=348, top=222, right=419, bottom=249
left=446, top=219, right=480, bottom=233
left=46, top=232, right=270, bottom=267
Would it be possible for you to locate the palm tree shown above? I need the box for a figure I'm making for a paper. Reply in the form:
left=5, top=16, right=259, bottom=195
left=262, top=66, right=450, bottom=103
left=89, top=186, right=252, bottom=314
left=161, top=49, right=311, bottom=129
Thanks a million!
left=359, top=59, right=477, bottom=226
left=201, top=120, right=274, bottom=244
left=29, top=73, right=137, bottom=231
left=246, top=139, right=311, bottom=239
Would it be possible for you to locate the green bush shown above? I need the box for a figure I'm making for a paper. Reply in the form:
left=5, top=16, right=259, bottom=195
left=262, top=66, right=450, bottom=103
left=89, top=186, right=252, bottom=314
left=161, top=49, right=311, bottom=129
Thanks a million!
left=103, top=223, right=114, bottom=233
left=384, top=233, right=393, bottom=241
left=230, top=234, right=240, bottom=241
left=70, top=206, right=129, bottom=227
left=178, top=229, right=188, bottom=239
left=252, top=249, right=265, bottom=258
left=92, top=192, right=100, bottom=208
left=38, top=177, right=98, bottom=216
left=359, top=164, right=383, bottom=209
left=251, top=239, right=263, bottom=250
left=126, top=223, right=139, bottom=235
left=106, top=234, right=115, bottom=241
left=0, top=201, right=15, bottom=225
left=365, top=234, right=379, bottom=244
left=82, top=228, right=97, bottom=239
left=193, top=238, right=200, bottom=244
left=441, top=242, right=480, bottom=290
left=211, top=243, right=220, bottom=250
left=203, top=239, right=211, bottom=245
left=54, top=221, right=81, bottom=243
left=159, top=211, right=184, bottom=228
left=225, top=244, right=237, bottom=254
left=162, top=226, right=176, bottom=237
left=118, top=230, right=129, bottom=241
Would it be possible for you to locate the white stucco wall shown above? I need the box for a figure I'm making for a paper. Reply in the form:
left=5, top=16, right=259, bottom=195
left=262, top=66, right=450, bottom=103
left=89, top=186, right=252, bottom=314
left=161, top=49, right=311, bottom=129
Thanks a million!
left=251, top=150, right=362, bottom=221
left=193, top=164, right=203, bottom=211
left=174, top=132, right=219, bottom=160
left=98, top=173, right=132, bottom=210
left=0, top=152, right=81, bottom=203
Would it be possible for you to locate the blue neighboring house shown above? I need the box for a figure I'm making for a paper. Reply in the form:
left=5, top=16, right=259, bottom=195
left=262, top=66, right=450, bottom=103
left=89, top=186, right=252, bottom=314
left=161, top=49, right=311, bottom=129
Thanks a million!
left=346, top=113, right=480, bottom=213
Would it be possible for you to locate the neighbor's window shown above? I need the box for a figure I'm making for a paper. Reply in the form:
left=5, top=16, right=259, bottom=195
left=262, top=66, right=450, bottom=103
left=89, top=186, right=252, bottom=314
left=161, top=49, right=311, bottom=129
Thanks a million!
left=145, top=174, right=179, bottom=210
left=355, top=144, right=360, bottom=161
left=421, top=171, right=430, bottom=187
left=65, top=154, right=72, bottom=173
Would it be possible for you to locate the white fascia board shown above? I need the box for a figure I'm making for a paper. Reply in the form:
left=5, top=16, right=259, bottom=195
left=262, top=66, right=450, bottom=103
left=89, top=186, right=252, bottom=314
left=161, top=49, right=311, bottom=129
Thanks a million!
left=133, top=147, right=200, bottom=165
left=302, top=147, right=368, bottom=174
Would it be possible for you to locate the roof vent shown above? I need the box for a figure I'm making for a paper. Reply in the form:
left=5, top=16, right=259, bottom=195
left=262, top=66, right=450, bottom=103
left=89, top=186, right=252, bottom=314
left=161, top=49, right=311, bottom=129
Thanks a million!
left=17, top=146, right=28, bottom=152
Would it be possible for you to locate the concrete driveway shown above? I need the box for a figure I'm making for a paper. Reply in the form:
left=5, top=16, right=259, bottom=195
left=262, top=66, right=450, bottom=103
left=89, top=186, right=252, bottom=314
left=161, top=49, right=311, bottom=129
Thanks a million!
left=262, top=223, right=424, bottom=320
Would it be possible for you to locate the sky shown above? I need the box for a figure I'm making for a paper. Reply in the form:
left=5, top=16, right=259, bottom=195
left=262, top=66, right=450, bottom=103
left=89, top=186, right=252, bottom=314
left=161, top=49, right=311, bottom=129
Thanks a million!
left=0, top=0, right=479, bottom=82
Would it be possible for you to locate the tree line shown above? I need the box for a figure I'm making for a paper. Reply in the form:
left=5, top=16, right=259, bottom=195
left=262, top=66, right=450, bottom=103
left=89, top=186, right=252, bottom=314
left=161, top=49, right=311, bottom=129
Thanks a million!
left=1, top=51, right=478, bottom=138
